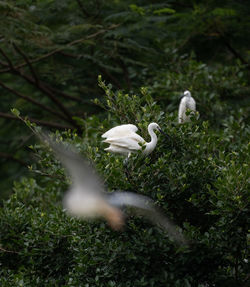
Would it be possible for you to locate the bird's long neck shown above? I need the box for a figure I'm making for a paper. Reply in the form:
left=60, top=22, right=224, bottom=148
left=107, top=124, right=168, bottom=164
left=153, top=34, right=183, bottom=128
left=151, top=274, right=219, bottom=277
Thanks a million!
left=144, top=128, right=158, bottom=155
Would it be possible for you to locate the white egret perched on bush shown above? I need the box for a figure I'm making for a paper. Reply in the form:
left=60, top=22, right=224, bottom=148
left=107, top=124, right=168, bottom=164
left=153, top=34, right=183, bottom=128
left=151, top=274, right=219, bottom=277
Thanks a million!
left=178, top=90, right=196, bottom=123
left=102, top=123, right=164, bottom=157
left=41, top=134, right=187, bottom=245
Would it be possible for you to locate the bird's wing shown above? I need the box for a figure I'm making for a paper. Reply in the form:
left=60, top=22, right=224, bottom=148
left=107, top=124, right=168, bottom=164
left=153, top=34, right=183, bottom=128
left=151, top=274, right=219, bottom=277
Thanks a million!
left=41, top=134, right=104, bottom=194
left=178, top=97, right=187, bottom=123
left=102, top=124, right=138, bottom=138
left=186, top=97, right=196, bottom=111
left=107, top=191, right=187, bottom=245
left=104, top=144, right=131, bottom=155
left=103, top=137, right=143, bottom=150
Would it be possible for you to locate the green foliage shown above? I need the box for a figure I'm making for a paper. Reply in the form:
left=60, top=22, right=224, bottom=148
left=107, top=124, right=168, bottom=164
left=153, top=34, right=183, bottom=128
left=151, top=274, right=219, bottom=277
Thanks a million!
left=1, top=79, right=249, bottom=286
left=0, top=0, right=250, bottom=285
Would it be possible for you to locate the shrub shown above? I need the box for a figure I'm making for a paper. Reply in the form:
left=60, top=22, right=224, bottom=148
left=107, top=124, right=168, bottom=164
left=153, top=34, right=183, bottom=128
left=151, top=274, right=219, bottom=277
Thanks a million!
left=0, top=78, right=249, bottom=286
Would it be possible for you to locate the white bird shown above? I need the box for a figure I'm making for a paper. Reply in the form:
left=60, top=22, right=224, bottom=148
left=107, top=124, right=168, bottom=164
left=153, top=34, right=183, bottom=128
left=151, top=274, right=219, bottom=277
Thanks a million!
left=102, top=123, right=162, bottom=157
left=178, top=90, right=196, bottom=123
left=41, top=135, right=187, bottom=245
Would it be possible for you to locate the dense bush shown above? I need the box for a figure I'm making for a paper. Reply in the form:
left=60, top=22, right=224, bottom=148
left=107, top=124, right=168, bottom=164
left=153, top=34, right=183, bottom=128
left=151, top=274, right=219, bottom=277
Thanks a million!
left=0, top=77, right=249, bottom=286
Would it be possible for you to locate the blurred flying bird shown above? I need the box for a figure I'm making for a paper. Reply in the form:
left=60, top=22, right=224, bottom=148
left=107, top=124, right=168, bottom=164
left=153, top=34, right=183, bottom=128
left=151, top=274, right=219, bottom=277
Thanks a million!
left=102, top=123, right=163, bottom=157
left=178, top=90, right=196, bottom=123
left=41, top=135, right=187, bottom=245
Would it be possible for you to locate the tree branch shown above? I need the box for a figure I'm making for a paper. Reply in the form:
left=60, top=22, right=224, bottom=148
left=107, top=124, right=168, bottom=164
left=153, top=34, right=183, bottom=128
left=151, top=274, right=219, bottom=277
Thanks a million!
left=0, top=151, right=27, bottom=166
left=0, top=80, right=67, bottom=121
left=99, top=66, right=121, bottom=89
left=116, top=59, right=131, bottom=89
left=93, top=0, right=102, bottom=19
left=0, top=25, right=120, bottom=74
left=1, top=45, right=77, bottom=126
left=0, top=59, right=8, bottom=67
left=215, top=28, right=250, bottom=70
left=76, top=0, right=91, bottom=17
left=0, top=112, right=73, bottom=130
left=0, top=246, right=20, bottom=254
left=12, top=43, right=40, bottom=85
left=43, top=81, right=83, bottom=103
left=0, top=49, right=84, bottom=104
left=0, top=52, right=78, bottom=128
left=22, top=74, right=78, bottom=127
left=0, top=47, right=14, bottom=69
left=221, top=36, right=249, bottom=69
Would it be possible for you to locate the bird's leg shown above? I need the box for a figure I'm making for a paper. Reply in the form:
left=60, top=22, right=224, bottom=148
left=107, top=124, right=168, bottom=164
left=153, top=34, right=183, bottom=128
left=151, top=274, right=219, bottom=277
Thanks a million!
left=123, top=152, right=130, bottom=166
left=124, top=163, right=130, bottom=182
left=123, top=153, right=130, bottom=178
left=122, top=154, right=138, bottom=187
left=123, top=153, right=133, bottom=182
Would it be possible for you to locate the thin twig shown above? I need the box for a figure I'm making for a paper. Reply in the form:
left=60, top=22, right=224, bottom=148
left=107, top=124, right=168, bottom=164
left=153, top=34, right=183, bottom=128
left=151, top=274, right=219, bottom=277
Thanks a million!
left=0, top=80, right=67, bottom=121
left=0, top=112, right=73, bottom=130
left=93, top=0, right=102, bottom=19
left=31, top=170, right=65, bottom=180
left=0, top=47, right=14, bottom=69
left=76, top=0, right=91, bottom=17
left=0, top=246, right=20, bottom=254
left=0, top=44, right=92, bottom=128
left=99, top=66, right=121, bottom=89
left=58, top=51, right=122, bottom=98
left=117, top=59, right=131, bottom=89
left=215, top=27, right=249, bottom=69
left=44, top=81, right=83, bottom=103
left=0, top=25, right=120, bottom=74
left=221, top=36, right=249, bottom=69
left=12, top=43, right=40, bottom=85
left=0, top=152, right=27, bottom=166
left=2, top=66, right=77, bottom=127
left=0, top=59, right=8, bottom=67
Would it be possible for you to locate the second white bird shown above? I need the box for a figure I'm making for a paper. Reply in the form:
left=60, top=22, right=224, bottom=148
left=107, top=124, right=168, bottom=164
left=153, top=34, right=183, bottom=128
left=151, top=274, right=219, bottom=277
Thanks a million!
left=178, top=90, right=196, bottom=123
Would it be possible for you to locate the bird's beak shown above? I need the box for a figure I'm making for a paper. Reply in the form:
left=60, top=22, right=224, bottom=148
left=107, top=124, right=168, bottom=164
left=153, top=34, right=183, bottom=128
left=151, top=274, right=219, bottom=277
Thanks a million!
left=157, top=127, right=171, bottom=141
left=157, top=127, right=168, bottom=136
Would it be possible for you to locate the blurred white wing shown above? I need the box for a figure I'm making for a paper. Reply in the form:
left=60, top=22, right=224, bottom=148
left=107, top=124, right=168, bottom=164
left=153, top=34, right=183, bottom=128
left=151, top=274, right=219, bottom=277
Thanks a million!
left=42, top=135, right=104, bottom=195
left=107, top=191, right=187, bottom=245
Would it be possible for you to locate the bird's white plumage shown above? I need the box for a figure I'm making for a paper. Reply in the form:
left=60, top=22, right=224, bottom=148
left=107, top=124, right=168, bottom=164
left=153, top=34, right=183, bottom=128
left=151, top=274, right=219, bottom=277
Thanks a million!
left=102, top=124, right=138, bottom=138
left=104, top=137, right=142, bottom=150
left=40, top=134, right=187, bottom=245
left=104, top=144, right=132, bottom=156
left=178, top=90, right=196, bottom=123
left=102, top=122, right=160, bottom=156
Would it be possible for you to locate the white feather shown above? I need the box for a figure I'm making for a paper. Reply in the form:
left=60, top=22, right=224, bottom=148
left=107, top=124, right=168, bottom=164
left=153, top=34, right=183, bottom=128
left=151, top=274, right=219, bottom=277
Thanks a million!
left=178, top=90, right=196, bottom=123
left=102, top=124, right=138, bottom=138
